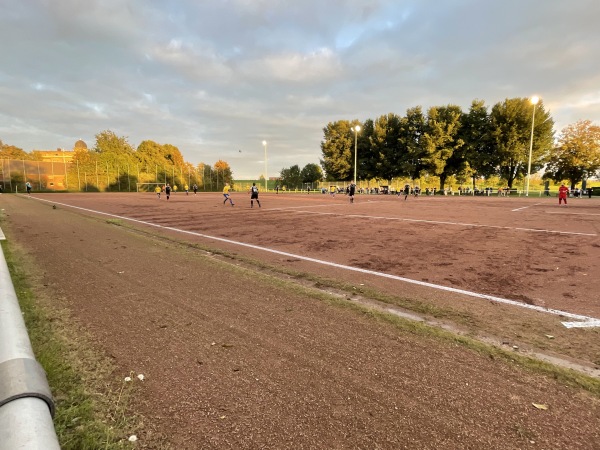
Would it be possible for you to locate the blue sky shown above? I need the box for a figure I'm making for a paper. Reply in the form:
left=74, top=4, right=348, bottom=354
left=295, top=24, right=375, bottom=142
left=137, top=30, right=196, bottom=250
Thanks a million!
left=1, top=0, right=599, bottom=178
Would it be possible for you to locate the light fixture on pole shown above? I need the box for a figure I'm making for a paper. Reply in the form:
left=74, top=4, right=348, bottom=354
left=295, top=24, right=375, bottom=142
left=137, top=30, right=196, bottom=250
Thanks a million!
left=351, top=125, right=361, bottom=183
left=262, top=140, right=268, bottom=192
left=525, top=96, right=540, bottom=197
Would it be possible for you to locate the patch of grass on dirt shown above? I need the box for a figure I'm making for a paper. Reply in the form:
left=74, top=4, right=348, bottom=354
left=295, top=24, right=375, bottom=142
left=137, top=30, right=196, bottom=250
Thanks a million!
left=1, top=240, right=146, bottom=449
left=367, top=306, right=600, bottom=397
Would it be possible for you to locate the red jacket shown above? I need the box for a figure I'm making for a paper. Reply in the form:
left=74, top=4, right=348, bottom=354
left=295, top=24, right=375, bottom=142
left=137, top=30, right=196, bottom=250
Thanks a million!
left=558, top=185, right=569, bottom=198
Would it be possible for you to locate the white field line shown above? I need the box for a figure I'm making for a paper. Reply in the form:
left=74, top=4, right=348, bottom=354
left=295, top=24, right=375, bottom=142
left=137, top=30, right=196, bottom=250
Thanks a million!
left=32, top=197, right=600, bottom=328
left=0, top=226, right=5, bottom=241
left=272, top=209, right=597, bottom=237
left=511, top=202, right=543, bottom=212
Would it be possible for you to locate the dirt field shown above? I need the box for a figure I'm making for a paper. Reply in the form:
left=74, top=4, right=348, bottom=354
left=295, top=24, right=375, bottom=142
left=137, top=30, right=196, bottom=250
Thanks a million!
left=2, top=192, right=599, bottom=449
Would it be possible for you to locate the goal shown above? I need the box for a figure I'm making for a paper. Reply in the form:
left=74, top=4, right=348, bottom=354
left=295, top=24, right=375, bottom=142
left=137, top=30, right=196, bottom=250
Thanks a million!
left=136, top=182, right=165, bottom=192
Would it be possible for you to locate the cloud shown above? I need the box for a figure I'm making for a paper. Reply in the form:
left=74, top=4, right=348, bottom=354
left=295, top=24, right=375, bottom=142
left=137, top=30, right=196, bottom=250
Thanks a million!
left=1, top=0, right=600, bottom=177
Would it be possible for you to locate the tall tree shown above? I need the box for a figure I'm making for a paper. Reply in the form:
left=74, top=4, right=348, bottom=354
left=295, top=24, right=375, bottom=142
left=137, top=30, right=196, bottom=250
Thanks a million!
left=369, top=113, right=403, bottom=180
left=421, top=105, right=464, bottom=189
left=544, top=120, right=600, bottom=188
left=135, top=140, right=165, bottom=169
left=320, top=120, right=354, bottom=180
left=94, top=130, right=135, bottom=173
left=0, top=141, right=30, bottom=160
left=357, top=119, right=376, bottom=179
left=459, top=99, right=495, bottom=187
left=214, top=160, right=233, bottom=187
left=489, top=98, right=554, bottom=188
left=300, top=163, right=323, bottom=184
left=280, top=164, right=302, bottom=189
left=398, top=106, right=427, bottom=181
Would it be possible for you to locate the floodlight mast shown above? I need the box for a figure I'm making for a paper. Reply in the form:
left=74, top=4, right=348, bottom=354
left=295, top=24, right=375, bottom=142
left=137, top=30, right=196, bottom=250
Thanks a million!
left=525, top=96, right=540, bottom=197
left=351, top=125, right=361, bottom=184
left=262, top=140, right=267, bottom=192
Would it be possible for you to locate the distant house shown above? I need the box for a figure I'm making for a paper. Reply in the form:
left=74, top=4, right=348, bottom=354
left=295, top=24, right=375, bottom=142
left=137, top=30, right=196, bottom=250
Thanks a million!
left=30, top=140, right=88, bottom=190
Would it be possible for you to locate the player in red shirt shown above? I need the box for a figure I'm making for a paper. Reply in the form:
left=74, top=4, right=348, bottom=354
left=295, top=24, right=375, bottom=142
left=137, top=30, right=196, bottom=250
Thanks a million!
left=558, top=183, right=569, bottom=205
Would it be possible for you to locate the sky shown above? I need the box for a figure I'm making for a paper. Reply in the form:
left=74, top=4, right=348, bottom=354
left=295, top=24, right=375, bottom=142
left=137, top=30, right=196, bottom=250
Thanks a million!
left=1, top=0, right=600, bottom=179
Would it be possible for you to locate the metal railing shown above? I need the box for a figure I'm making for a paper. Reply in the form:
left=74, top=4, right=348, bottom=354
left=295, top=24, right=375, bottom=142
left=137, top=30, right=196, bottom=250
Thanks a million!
left=0, top=233, right=60, bottom=450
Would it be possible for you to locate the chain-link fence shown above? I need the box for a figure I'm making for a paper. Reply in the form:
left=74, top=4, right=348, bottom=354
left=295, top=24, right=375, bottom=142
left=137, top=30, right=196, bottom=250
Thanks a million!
left=0, top=159, right=232, bottom=193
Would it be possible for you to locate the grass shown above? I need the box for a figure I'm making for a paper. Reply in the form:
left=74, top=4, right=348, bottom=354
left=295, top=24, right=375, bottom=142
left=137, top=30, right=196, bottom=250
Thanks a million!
left=1, top=239, right=144, bottom=449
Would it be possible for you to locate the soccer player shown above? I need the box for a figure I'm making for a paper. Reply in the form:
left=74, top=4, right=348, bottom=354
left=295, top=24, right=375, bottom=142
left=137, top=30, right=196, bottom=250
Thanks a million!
left=25, top=181, right=32, bottom=195
left=249, top=182, right=261, bottom=208
left=558, top=183, right=569, bottom=206
left=402, top=184, right=410, bottom=200
left=184, top=184, right=189, bottom=195
left=165, top=183, right=171, bottom=201
left=193, top=184, right=198, bottom=194
left=155, top=185, right=161, bottom=199
left=348, top=181, right=356, bottom=203
left=223, top=183, right=234, bottom=206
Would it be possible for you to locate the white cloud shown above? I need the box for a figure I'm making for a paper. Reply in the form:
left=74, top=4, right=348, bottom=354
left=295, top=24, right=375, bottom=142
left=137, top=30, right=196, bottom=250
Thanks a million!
left=1, top=0, right=600, bottom=178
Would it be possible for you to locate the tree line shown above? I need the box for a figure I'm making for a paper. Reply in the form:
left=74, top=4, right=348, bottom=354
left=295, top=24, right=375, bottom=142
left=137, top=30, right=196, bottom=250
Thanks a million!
left=314, top=98, right=600, bottom=190
left=1, top=130, right=233, bottom=191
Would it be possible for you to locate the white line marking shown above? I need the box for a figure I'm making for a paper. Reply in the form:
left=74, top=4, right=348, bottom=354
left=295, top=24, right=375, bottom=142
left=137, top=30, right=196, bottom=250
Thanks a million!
left=272, top=209, right=597, bottom=236
left=0, top=226, right=5, bottom=241
left=511, top=203, right=542, bottom=212
left=32, top=197, right=600, bottom=328
left=562, top=320, right=600, bottom=329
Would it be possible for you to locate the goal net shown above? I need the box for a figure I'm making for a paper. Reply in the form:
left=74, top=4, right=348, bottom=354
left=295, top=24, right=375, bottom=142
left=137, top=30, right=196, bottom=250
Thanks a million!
left=136, top=182, right=165, bottom=192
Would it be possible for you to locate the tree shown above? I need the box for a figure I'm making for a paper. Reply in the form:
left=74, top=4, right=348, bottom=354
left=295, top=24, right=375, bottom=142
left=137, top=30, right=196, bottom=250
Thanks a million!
left=0, top=141, right=30, bottom=160
left=135, top=140, right=165, bottom=169
left=163, top=144, right=185, bottom=167
left=300, top=163, right=323, bottom=183
left=369, top=113, right=403, bottom=180
left=397, top=107, right=427, bottom=181
left=320, top=120, right=355, bottom=180
left=421, top=105, right=464, bottom=189
left=489, top=98, right=554, bottom=188
left=214, top=160, right=233, bottom=188
left=280, top=164, right=302, bottom=189
left=544, top=120, right=600, bottom=188
left=357, top=119, right=376, bottom=179
left=459, top=100, right=495, bottom=187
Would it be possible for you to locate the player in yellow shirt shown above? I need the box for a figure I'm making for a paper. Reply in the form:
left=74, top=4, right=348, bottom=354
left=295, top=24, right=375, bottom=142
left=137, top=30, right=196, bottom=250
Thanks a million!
left=155, top=185, right=161, bottom=199
left=223, top=183, right=234, bottom=206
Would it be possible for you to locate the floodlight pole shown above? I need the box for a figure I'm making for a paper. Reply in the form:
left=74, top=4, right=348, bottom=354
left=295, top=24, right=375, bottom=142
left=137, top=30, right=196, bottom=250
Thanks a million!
left=262, top=140, right=268, bottom=192
left=526, top=96, right=539, bottom=197
left=352, top=125, right=361, bottom=183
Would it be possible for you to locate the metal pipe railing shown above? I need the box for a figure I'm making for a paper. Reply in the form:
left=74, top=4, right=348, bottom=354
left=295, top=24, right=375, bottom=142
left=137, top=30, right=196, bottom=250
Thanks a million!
left=0, top=239, right=60, bottom=450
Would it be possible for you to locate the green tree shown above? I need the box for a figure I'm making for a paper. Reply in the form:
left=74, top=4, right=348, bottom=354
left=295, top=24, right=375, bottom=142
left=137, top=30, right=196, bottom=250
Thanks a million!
left=357, top=119, right=376, bottom=179
left=398, top=106, right=427, bottom=181
left=300, top=163, right=323, bottom=183
left=0, top=140, right=30, bottom=160
left=214, top=160, right=233, bottom=189
left=320, top=120, right=355, bottom=180
left=280, top=164, right=302, bottom=189
left=421, top=105, right=464, bottom=190
left=459, top=100, right=495, bottom=187
left=544, top=120, right=600, bottom=188
left=135, top=140, right=165, bottom=170
left=489, top=98, right=554, bottom=188
left=163, top=144, right=185, bottom=167
left=369, top=113, right=403, bottom=180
